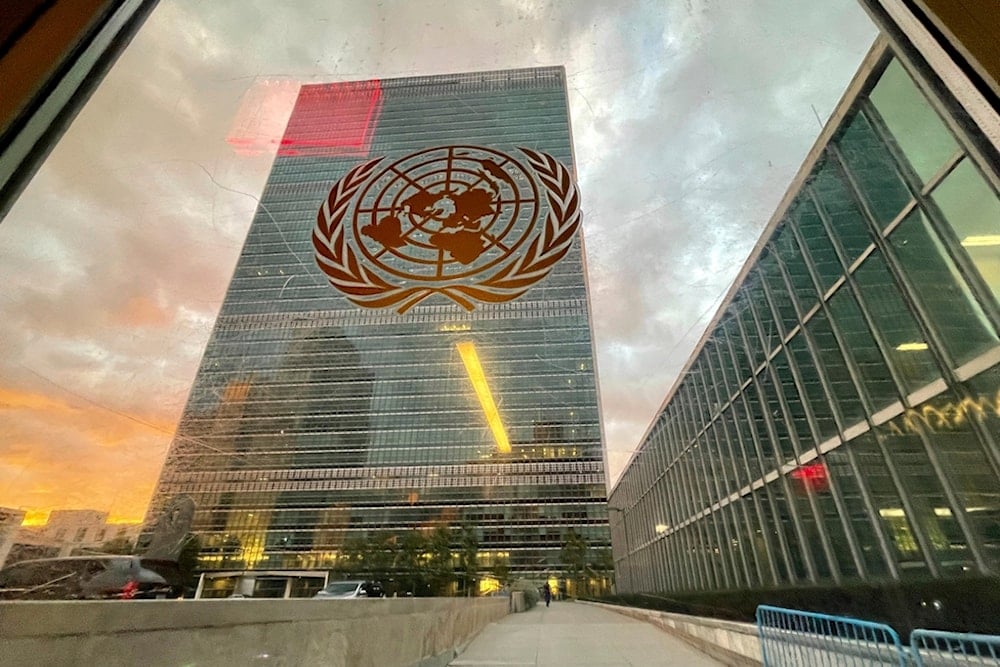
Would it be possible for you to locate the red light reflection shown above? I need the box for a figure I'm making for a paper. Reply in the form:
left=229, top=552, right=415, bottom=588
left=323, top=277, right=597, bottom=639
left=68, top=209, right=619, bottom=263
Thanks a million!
left=790, top=462, right=829, bottom=493
left=226, top=79, right=383, bottom=158
left=275, top=80, right=383, bottom=158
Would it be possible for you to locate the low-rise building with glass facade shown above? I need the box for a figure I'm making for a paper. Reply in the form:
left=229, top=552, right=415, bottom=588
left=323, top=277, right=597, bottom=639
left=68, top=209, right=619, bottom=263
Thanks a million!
left=144, top=67, right=611, bottom=594
left=608, top=37, right=1000, bottom=594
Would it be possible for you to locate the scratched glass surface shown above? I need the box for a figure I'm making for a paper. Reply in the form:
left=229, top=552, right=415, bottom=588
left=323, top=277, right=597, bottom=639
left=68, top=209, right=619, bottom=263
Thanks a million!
left=0, top=0, right=878, bottom=617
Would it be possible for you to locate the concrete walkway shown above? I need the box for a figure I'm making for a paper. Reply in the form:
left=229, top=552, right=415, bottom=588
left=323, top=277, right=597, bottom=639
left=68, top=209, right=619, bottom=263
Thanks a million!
left=449, top=600, right=725, bottom=666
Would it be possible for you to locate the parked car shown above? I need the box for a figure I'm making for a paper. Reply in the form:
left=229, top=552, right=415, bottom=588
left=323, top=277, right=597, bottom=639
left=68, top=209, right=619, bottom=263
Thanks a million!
left=313, top=580, right=384, bottom=599
left=0, top=556, right=183, bottom=600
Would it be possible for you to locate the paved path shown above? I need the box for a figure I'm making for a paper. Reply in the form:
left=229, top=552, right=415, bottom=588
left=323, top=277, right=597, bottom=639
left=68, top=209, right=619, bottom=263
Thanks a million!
left=449, top=600, right=725, bottom=666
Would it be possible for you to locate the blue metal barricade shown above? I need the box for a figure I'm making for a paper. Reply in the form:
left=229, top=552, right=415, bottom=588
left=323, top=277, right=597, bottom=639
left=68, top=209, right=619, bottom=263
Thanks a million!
left=910, top=629, right=1000, bottom=666
left=756, top=604, right=908, bottom=666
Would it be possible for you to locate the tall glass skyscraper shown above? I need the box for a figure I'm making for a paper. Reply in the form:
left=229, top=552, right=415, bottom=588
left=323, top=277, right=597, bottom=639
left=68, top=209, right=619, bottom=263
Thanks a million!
left=610, top=37, right=1000, bottom=595
left=144, top=67, right=611, bottom=592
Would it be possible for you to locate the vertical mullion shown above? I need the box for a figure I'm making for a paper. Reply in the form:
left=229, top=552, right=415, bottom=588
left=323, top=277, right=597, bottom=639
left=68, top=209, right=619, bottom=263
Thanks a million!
left=675, top=390, right=718, bottom=589
left=703, top=348, right=755, bottom=586
left=689, top=368, right=736, bottom=588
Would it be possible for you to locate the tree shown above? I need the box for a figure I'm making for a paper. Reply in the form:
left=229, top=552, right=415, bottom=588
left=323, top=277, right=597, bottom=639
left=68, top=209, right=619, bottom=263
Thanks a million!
left=177, top=534, right=201, bottom=579
left=365, top=531, right=398, bottom=581
left=490, top=557, right=511, bottom=590
left=337, top=536, right=370, bottom=577
left=457, top=524, right=479, bottom=596
left=394, top=530, right=429, bottom=596
left=560, top=529, right=589, bottom=597
left=426, top=525, right=454, bottom=595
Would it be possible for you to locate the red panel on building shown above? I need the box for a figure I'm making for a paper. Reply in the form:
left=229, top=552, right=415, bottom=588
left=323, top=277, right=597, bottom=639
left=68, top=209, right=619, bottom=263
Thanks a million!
left=277, top=80, right=383, bottom=158
left=790, top=462, right=830, bottom=493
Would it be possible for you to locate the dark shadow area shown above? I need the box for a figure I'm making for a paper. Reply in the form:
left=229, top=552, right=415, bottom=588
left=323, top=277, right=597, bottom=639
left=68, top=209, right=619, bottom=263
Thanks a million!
left=592, top=576, right=1000, bottom=638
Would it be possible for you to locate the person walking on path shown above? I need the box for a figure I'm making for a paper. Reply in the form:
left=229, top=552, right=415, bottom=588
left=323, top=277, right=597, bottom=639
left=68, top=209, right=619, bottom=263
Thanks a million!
left=542, top=583, right=552, bottom=607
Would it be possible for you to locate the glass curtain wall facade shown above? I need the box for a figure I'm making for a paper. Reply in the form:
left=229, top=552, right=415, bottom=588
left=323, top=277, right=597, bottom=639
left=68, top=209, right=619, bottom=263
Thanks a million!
left=143, top=67, right=610, bottom=587
left=609, top=42, right=1000, bottom=594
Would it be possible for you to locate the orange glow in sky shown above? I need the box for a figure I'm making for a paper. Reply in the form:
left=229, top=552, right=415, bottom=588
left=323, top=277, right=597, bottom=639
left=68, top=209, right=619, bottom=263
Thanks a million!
left=1, top=385, right=175, bottom=525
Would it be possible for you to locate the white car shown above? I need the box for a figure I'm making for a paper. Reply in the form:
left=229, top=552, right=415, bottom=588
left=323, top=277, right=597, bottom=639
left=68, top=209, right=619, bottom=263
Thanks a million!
left=313, top=580, right=383, bottom=598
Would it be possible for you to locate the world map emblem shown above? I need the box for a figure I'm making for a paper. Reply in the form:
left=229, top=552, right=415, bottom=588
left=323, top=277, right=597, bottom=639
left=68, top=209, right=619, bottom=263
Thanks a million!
left=312, top=145, right=581, bottom=313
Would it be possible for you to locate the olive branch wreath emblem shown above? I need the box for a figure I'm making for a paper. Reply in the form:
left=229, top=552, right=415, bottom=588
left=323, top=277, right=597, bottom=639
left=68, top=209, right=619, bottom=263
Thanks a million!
left=312, top=147, right=581, bottom=314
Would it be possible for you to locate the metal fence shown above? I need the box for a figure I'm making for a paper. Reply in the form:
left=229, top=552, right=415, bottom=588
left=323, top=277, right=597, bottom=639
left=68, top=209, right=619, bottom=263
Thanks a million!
left=757, top=606, right=1000, bottom=666
left=910, top=630, right=1000, bottom=666
left=757, top=604, right=907, bottom=666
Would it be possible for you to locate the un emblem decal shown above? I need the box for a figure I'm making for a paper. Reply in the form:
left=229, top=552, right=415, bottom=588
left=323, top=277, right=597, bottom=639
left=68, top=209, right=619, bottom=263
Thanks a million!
left=313, top=145, right=581, bottom=313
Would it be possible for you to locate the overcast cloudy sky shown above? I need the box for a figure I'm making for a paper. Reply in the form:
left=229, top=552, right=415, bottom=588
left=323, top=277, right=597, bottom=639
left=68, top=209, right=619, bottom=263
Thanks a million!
left=0, top=0, right=877, bottom=523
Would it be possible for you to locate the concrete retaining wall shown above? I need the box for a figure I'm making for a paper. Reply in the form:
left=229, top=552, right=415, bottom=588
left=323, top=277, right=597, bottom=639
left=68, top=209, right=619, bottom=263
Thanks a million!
left=0, top=597, right=509, bottom=667
left=586, top=602, right=763, bottom=666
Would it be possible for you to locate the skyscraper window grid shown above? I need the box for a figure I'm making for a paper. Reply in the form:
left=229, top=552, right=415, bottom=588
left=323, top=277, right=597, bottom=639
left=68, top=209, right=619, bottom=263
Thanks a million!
left=609, top=40, right=1000, bottom=595
left=143, top=67, right=612, bottom=591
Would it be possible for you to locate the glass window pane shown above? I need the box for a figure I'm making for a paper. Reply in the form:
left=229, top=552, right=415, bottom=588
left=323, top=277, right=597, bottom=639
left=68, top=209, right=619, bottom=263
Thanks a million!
left=932, top=158, right=1000, bottom=302
left=828, top=285, right=899, bottom=412
left=824, top=446, right=890, bottom=577
left=743, top=383, right=778, bottom=473
left=836, top=110, right=913, bottom=226
left=811, top=473, right=862, bottom=580
left=702, top=423, right=732, bottom=496
left=772, top=226, right=818, bottom=315
left=714, top=333, right=741, bottom=399
left=788, top=333, right=839, bottom=442
left=869, top=59, right=959, bottom=184
left=782, top=469, right=835, bottom=579
left=767, top=483, right=810, bottom=581
left=773, top=349, right=813, bottom=450
left=688, top=360, right=711, bottom=424
left=876, top=415, right=977, bottom=575
left=793, top=196, right=843, bottom=291
left=737, top=297, right=766, bottom=370
left=759, top=370, right=795, bottom=463
left=889, top=209, right=998, bottom=366
left=760, top=252, right=799, bottom=334
left=853, top=251, right=941, bottom=393
left=811, top=157, right=876, bottom=267
left=720, top=409, right=752, bottom=489
left=703, top=342, right=727, bottom=410
left=806, top=309, right=867, bottom=427
left=750, top=277, right=781, bottom=357
left=723, top=316, right=753, bottom=384
left=912, top=390, right=1000, bottom=573
left=849, top=434, right=930, bottom=575
left=960, top=369, right=1000, bottom=571
left=732, top=395, right=766, bottom=482
left=754, top=488, right=794, bottom=584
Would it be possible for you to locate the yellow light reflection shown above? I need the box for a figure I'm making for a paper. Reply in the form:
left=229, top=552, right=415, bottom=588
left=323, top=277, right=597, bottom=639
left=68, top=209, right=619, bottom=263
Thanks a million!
left=457, top=341, right=510, bottom=454
left=479, top=576, right=501, bottom=595
left=895, top=342, right=929, bottom=351
left=20, top=510, right=49, bottom=526
left=961, top=235, right=1000, bottom=247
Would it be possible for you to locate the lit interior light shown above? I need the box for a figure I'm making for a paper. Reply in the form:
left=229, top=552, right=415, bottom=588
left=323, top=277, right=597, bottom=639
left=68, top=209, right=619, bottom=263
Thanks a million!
left=960, top=235, right=1000, bottom=247
left=457, top=341, right=510, bottom=454
left=879, top=508, right=906, bottom=518
left=655, top=523, right=669, bottom=534
left=895, top=342, right=929, bottom=352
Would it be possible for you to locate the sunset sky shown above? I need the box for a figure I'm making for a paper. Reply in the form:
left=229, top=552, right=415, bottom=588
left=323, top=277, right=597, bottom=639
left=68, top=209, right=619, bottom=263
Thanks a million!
left=0, top=0, right=877, bottom=524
